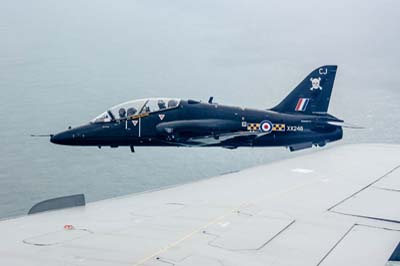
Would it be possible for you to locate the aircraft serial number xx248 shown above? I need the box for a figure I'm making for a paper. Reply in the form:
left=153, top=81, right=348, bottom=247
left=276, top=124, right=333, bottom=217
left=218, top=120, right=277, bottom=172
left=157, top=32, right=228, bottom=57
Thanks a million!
left=51, top=65, right=348, bottom=152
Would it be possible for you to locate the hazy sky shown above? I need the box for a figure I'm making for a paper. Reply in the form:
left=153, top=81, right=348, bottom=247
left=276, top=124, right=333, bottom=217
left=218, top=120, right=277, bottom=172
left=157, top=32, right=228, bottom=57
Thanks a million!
left=1, top=0, right=399, bottom=109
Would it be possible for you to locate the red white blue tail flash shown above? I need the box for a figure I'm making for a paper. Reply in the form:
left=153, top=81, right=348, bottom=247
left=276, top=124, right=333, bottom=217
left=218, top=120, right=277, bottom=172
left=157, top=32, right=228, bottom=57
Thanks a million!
left=295, top=98, right=309, bottom=112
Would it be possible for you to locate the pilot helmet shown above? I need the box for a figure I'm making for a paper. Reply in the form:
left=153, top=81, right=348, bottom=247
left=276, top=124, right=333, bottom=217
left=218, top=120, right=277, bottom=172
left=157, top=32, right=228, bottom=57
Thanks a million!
left=168, top=99, right=178, bottom=108
left=119, top=108, right=126, bottom=118
left=158, top=100, right=166, bottom=109
left=127, top=107, right=137, bottom=117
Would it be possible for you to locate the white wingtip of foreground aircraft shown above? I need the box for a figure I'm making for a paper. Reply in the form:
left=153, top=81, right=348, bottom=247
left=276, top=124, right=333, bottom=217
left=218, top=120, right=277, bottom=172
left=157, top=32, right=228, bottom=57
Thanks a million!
left=1, top=144, right=400, bottom=266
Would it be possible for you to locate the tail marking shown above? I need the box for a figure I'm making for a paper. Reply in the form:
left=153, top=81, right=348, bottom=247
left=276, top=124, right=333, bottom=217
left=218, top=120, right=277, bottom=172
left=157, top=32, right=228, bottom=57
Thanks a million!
left=295, top=98, right=310, bottom=112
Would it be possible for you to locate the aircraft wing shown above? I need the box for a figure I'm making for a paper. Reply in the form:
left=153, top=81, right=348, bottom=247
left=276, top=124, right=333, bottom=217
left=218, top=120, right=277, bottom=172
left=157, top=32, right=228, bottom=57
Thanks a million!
left=1, top=144, right=400, bottom=265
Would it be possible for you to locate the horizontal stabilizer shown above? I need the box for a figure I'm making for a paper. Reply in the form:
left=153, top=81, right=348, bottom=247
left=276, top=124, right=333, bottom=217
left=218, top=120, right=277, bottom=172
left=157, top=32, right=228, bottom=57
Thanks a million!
left=325, top=121, right=364, bottom=129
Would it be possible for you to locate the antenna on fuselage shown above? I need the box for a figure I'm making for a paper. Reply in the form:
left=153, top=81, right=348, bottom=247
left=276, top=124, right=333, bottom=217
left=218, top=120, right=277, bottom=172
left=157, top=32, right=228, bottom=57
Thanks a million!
left=208, top=97, right=214, bottom=104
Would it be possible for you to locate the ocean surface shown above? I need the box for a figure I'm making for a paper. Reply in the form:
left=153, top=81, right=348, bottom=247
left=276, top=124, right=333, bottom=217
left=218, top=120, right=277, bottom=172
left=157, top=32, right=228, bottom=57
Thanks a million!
left=1, top=0, right=400, bottom=219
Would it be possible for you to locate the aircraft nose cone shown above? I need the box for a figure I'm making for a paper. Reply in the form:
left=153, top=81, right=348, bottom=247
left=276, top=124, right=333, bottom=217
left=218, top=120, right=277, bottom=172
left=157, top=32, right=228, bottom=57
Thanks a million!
left=50, top=131, right=73, bottom=145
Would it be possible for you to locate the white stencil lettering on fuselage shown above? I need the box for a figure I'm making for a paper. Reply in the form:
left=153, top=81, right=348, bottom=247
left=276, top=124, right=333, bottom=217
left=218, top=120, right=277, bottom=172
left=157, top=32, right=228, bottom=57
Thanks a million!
left=287, top=125, right=304, bottom=132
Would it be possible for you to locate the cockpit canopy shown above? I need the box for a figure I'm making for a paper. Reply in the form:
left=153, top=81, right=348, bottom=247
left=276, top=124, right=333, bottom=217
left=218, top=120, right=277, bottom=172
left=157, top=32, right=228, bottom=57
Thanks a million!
left=92, top=98, right=180, bottom=123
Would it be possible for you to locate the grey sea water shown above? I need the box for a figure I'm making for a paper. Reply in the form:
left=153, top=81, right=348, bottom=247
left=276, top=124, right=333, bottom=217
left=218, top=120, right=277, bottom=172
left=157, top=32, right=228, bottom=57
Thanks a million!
left=1, top=0, right=400, bottom=219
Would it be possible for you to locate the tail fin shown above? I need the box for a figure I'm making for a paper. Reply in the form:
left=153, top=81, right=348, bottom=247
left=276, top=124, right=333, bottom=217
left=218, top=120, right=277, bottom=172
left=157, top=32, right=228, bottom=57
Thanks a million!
left=271, top=65, right=337, bottom=115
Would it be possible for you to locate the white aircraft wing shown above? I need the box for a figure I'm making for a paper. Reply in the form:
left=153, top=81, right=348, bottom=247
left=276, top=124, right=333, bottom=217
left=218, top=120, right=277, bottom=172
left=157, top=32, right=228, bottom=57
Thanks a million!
left=1, top=144, right=400, bottom=266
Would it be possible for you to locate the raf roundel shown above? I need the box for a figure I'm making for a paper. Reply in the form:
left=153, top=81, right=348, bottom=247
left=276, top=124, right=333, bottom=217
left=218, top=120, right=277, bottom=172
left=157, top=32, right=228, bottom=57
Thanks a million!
left=260, top=120, right=273, bottom=133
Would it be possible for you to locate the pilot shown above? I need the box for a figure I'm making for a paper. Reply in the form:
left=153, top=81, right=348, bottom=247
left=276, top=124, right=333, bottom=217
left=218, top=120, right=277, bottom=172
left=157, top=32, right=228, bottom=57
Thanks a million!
left=127, top=107, right=137, bottom=117
left=158, top=100, right=166, bottom=109
left=119, top=108, right=126, bottom=119
left=168, top=99, right=178, bottom=108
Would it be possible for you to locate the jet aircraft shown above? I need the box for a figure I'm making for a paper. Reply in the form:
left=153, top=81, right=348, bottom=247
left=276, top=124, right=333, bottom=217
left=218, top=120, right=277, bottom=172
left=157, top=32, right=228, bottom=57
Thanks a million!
left=50, top=65, right=349, bottom=152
